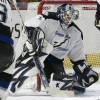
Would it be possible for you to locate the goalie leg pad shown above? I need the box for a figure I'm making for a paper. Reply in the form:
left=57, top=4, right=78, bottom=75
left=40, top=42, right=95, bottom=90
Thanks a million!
left=73, top=79, right=85, bottom=94
left=49, top=73, right=85, bottom=94
left=10, top=41, right=37, bottom=94
left=49, top=73, right=75, bottom=90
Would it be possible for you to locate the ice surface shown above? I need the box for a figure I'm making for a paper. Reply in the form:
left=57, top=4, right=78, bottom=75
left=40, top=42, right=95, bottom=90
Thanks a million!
left=7, top=83, right=100, bottom=100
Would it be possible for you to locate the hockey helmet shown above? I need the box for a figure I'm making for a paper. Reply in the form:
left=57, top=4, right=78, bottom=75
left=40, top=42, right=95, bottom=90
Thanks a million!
left=57, top=4, right=79, bottom=30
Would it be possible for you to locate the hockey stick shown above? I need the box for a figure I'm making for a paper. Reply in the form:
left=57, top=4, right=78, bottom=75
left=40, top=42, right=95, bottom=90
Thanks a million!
left=11, top=0, right=28, bottom=37
left=11, top=0, right=50, bottom=91
left=11, top=1, right=74, bottom=97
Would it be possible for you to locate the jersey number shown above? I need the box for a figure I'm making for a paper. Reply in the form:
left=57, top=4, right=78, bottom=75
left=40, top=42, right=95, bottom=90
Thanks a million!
left=0, top=3, right=7, bottom=22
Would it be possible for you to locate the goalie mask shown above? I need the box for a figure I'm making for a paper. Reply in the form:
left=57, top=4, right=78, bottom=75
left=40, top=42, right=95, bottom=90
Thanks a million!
left=57, top=4, right=79, bottom=30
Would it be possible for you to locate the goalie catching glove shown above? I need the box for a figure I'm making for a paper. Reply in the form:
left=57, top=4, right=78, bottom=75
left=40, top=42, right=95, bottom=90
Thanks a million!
left=31, top=27, right=45, bottom=56
left=25, top=26, right=45, bottom=56
left=26, top=27, right=35, bottom=43
left=73, top=61, right=99, bottom=87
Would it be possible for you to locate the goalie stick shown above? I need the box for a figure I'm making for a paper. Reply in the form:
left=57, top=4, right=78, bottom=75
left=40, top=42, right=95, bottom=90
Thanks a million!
left=11, top=0, right=75, bottom=97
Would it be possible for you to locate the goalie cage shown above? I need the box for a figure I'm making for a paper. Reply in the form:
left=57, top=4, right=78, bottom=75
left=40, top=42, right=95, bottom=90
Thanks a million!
left=11, top=0, right=100, bottom=96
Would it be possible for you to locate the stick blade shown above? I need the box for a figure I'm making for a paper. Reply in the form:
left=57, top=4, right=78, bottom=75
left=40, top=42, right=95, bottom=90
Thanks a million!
left=46, top=87, right=74, bottom=97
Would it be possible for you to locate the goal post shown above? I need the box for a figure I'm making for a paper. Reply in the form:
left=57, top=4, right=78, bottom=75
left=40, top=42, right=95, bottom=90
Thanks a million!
left=38, top=0, right=96, bottom=14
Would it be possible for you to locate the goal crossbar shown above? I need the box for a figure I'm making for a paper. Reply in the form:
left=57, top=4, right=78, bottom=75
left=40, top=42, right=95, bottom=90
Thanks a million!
left=38, top=0, right=97, bottom=14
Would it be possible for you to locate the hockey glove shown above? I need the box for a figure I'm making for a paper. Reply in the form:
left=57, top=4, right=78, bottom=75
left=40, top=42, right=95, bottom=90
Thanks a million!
left=26, top=26, right=35, bottom=43
left=31, top=27, right=45, bottom=56
left=73, top=61, right=99, bottom=87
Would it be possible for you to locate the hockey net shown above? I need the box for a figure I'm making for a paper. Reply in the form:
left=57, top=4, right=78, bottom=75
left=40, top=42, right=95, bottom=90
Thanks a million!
left=12, top=0, right=100, bottom=96
left=26, top=0, right=100, bottom=69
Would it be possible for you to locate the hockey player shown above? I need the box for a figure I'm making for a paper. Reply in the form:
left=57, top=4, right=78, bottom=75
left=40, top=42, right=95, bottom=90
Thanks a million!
left=33, top=4, right=99, bottom=92
left=95, top=0, right=100, bottom=30
left=11, top=4, right=98, bottom=95
left=0, top=0, right=14, bottom=99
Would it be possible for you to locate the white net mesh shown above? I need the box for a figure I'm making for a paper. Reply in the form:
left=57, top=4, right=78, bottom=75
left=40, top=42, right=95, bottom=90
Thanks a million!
left=26, top=2, right=100, bottom=67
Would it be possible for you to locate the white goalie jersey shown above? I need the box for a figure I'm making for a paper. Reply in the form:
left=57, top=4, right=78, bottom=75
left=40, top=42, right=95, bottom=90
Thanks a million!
left=25, top=14, right=85, bottom=62
left=25, top=14, right=45, bottom=28
left=39, top=19, right=85, bottom=62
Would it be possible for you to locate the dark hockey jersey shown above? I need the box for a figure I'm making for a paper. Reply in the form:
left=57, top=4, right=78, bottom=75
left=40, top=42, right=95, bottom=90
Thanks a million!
left=0, top=0, right=13, bottom=44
